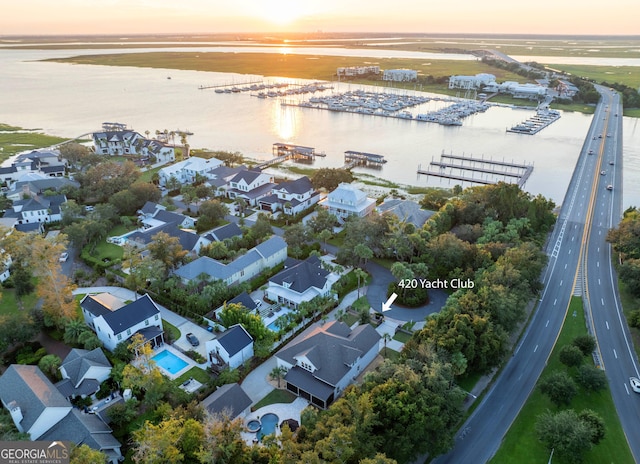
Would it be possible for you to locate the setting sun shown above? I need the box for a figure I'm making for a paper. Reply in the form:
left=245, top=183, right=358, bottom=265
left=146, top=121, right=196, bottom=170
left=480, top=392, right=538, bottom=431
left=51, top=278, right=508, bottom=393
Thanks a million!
left=255, top=0, right=311, bottom=26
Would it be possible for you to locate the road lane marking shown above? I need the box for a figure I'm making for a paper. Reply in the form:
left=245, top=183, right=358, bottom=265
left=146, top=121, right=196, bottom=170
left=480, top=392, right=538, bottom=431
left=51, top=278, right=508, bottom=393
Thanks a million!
left=560, top=280, right=563, bottom=286
left=546, top=320, right=549, bottom=327
left=565, top=264, right=567, bottom=269
left=601, top=298, right=605, bottom=305
left=625, top=384, right=630, bottom=395
left=534, top=345, right=538, bottom=353
left=613, top=349, right=618, bottom=359
left=554, top=298, right=557, bottom=305
left=598, top=278, right=601, bottom=285
left=606, top=321, right=609, bottom=330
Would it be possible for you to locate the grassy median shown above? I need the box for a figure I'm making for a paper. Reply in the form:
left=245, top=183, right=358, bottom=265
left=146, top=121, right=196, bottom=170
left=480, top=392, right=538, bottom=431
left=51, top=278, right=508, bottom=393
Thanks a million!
left=491, top=297, right=634, bottom=464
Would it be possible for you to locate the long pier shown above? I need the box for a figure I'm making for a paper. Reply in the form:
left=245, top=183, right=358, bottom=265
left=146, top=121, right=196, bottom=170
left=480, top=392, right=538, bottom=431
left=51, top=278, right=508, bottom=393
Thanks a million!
left=342, top=150, right=387, bottom=169
left=418, top=151, right=533, bottom=188
left=198, top=80, right=263, bottom=90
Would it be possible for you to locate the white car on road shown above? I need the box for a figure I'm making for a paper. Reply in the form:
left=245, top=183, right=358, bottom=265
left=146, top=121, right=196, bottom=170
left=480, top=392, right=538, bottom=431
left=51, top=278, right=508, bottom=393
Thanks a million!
left=630, top=377, right=640, bottom=394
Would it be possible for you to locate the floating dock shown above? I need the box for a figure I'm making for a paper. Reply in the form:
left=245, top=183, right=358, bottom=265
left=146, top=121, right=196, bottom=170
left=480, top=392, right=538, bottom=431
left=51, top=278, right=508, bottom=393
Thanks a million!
left=507, top=109, right=561, bottom=135
left=417, top=151, right=533, bottom=188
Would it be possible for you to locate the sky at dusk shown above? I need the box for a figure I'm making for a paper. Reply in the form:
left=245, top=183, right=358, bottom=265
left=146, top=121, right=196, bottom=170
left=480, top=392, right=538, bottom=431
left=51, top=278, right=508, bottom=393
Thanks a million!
left=2, top=0, right=638, bottom=36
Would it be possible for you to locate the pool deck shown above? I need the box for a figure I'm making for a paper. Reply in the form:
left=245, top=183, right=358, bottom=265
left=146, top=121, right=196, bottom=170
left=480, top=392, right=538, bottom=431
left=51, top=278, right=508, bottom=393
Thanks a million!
left=151, top=345, right=196, bottom=380
left=240, top=397, right=309, bottom=445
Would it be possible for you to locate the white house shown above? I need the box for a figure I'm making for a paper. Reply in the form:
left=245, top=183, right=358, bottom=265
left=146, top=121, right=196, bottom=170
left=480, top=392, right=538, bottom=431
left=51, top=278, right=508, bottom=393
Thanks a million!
left=92, top=129, right=174, bottom=162
left=319, top=183, right=376, bottom=220
left=55, top=348, right=112, bottom=399
left=258, top=176, right=320, bottom=215
left=174, top=235, right=287, bottom=285
left=448, top=73, right=497, bottom=90
left=205, top=324, right=254, bottom=369
left=382, top=69, right=418, bottom=82
left=0, top=365, right=122, bottom=463
left=337, top=66, right=380, bottom=78
left=275, top=321, right=381, bottom=409
left=80, top=293, right=164, bottom=352
left=2, top=194, right=67, bottom=225
left=266, top=255, right=339, bottom=308
left=158, top=156, right=223, bottom=187
left=226, top=169, right=276, bottom=206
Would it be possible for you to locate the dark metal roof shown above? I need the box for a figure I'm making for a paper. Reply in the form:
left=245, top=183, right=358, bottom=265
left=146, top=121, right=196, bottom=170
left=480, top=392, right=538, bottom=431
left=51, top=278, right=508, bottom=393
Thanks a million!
left=81, top=293, right=160, bottom=335
left=215, top=324, right=253, bottom=358
left=227, top=291, right=258, bottom=311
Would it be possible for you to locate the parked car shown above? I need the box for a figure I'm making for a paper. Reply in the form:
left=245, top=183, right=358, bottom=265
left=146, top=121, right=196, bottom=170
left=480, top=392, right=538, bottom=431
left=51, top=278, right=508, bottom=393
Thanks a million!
left=59, top=252, right=69, bottom=262
left=630, top=377, right=640, bottom=393
left=186, top=333, right=199, bottom=347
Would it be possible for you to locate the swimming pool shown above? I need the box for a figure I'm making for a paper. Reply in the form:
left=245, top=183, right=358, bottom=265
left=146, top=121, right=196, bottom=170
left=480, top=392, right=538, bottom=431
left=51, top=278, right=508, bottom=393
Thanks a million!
left=267, top=318, right=283, bottom=332
left=151, top=350, right=188, bottom=375
left=257, top=413, right=279, bottom=441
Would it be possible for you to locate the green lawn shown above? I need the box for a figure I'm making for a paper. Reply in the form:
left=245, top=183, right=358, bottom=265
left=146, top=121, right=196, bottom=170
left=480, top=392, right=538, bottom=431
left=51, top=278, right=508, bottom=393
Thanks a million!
left=0, top=287, right=40, bottom=314
left=617, top=280, right=640, bottom=359
left=381, top=348, right=401, bottom=362
left=173, top=366, right=212, bottom=386
left=251, top=388, right=297, bottom=411
left=136, top=165, right=162, bottom=184
left=342, top=312, right=359, bottom=327
left=83, top=241, right=124, bottom=261
left=392, top=331, right=412, bottom=344
left=162, top=320, right=181, bottom=343
left=491, top=297, right=634, bottom=464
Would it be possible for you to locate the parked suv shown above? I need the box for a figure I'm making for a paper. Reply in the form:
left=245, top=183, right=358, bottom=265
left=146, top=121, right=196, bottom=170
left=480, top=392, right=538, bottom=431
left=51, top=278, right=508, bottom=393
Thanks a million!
left=186, top=333, right=199, bottom=347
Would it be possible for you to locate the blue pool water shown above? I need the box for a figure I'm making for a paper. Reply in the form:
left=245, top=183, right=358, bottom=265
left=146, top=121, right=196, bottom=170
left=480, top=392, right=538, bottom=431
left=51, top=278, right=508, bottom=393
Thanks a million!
left=267, top=319, right=282, bottom=332
left=257, top=413, right=279, bottom=441
left=151, top=350, right=188, bottom=374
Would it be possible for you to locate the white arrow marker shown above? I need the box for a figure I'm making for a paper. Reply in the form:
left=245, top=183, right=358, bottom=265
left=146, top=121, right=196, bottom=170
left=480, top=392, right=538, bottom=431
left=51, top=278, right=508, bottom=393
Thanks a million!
left=382, top=293, right=398, bottom=312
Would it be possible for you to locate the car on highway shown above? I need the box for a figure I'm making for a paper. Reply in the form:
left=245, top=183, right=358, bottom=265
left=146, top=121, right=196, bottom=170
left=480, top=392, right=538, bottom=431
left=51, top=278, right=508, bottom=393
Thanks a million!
left=601, top=170, right=606, bottom=175
left=606, top=185, right=613, bottom=191
left=588, top=150, right=594, bottom=155
left=607, top=133, right=612, bottom=138
left=630, top=377, right=640, bottom=393
left=598, top=134, right=603, bottom=139
left=59, top=252, right=69, bottom=262
left=609, top=161, right=614, bottom=165
left=186, top=333, right=199, bottom=347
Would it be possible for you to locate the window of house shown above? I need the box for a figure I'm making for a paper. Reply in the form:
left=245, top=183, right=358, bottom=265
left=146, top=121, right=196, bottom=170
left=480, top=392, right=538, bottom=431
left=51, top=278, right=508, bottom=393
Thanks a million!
left=145, top=319, right=149, bottom=326
left=155, top=315, right=159, bottom=320
left=117, top=334, right=122, bottom=341
left=127, top=329, right=131, bottom=336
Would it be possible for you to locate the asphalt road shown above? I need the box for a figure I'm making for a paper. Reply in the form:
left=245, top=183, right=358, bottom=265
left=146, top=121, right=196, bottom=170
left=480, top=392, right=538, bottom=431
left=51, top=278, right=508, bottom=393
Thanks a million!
left=584, top=86, right=640, bottom=461
left=431, top=90, right=623, bottom=463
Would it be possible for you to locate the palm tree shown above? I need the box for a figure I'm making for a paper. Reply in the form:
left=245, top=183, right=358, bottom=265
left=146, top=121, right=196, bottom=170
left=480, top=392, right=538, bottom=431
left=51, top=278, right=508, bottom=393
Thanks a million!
left=64, top=318, right=88, bottom=345
left=382, top=333, right=392, bottom=358
left=269, top=366, right=287, bottom=388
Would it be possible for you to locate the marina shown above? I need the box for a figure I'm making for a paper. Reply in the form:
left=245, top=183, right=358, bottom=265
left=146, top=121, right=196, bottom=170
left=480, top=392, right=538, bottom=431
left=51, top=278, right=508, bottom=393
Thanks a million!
left=417, top=151, right=534, bottom=188
left=283, top=90, right=491, bottom=126
left=343, top=150, right=387, bottom=169
left=507, top=108, right=561, bottom=135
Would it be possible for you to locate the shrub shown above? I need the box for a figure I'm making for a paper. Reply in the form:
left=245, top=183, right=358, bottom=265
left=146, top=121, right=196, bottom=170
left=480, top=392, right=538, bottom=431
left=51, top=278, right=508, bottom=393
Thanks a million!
left=572, top=334, right=596, bottom=356
left=558, top=345, right=584, bottom=368
left=577, top=365, right=607, bottom=392
left=186, top=350, right=206, bottom=364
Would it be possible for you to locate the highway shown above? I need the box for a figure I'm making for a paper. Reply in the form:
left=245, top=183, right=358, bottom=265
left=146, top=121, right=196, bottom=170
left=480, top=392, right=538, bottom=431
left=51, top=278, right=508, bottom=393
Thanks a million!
left=583, top=86, right=640, bottom=460
left=432, top=86, right=637, bottom=463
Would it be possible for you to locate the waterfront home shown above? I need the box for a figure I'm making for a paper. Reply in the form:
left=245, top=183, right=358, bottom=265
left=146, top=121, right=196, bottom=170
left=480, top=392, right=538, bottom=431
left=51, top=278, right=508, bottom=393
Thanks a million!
left=55, top=348, right=112, bottom=400
left=93, top=129, right=174, bottom=163
left=265, top=255, right=339, bottom=308
left=137, top=202, right=196, bottom=230
left=0, top=150, right=66, bottom=185
left=80, top=293, right=164, bottom=352
left=174, top=235, right=287, bottom=286
left=319, top=183, right=376, bottom=220
left=382, top=69, right=418, bottom=81
left=158, top=156, right=223, bottom=187
left=0, top=364, right=122, bottom=463
left=206, top=324, right=254, bottom=369
left=226, top=169, right=276, bottom=207
left=201, top=383, right=252, bottom=419
left=258, top=176, right=320, bottom=215
left=275, top=321, right=381, bottom=409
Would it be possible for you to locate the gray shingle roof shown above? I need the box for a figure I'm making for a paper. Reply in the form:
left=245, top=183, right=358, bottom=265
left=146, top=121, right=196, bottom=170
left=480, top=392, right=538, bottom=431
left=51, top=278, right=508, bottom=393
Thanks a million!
left=215, top=324, right=253, bottom=358
left=269, top=255, right=329, bottom=293
left=276, top=321, right=380, bottom=387
left=377, top=198, right=434, bottom=228
left=60, top=348, right=111, bottom=387
left=206, top=222, right=243, bottom=242
left=81, top=293, right=160, bottom=335
left=39, top=408, right=121, bottom=451
left=201, top=383, right=251, bottom=419
left=0, top=365, right=69, bottom=434
left=274, top=176, right=313, bottom=195
left=284, top=366, right=334, bottom=402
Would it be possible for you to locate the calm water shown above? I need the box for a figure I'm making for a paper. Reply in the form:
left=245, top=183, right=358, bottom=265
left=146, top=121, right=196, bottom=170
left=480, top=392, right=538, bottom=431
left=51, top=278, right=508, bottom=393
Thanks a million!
left=1, top=48, right=639, bottom=208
